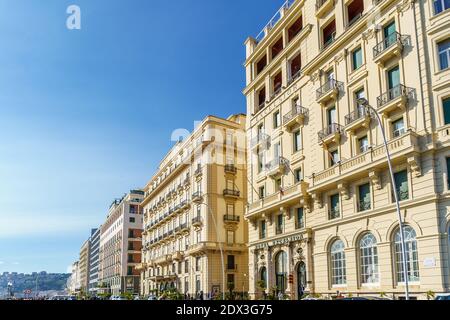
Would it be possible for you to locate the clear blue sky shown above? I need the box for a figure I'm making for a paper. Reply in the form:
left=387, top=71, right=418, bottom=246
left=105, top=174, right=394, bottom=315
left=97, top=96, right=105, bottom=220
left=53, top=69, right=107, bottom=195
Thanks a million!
left=0, top=0, right=281, bottom=273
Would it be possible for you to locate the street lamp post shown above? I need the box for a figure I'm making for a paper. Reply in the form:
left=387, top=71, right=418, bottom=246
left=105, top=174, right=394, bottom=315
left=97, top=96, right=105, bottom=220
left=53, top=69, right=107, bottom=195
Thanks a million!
left=357, top=98, right=410, bottom=300
left=195, top=201, right=226, bottom=300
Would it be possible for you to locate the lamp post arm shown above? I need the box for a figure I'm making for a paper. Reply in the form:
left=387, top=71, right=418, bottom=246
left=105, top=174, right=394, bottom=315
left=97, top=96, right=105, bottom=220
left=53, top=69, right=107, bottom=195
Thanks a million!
left=200, top=202, right=226, bottom=300
left=367, top=105, right=410, bottom=300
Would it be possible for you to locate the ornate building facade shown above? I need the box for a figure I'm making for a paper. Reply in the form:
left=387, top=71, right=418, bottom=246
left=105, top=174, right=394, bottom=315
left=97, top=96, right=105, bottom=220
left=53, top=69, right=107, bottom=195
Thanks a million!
left=244, top=0, right=450, bottom=299
left=139, top=114, right=249, bottom=298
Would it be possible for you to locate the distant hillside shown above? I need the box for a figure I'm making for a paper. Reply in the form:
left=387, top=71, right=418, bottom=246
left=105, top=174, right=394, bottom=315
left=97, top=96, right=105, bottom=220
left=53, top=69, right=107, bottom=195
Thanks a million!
left=0, top=272, right=70, bottom=295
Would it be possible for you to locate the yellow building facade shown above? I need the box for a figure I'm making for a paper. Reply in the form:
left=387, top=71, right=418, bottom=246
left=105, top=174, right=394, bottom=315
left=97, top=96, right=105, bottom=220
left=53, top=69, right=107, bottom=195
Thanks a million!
left=244, top=0, right=450, bottom=299
left=140, top=114, right=249, bottom=298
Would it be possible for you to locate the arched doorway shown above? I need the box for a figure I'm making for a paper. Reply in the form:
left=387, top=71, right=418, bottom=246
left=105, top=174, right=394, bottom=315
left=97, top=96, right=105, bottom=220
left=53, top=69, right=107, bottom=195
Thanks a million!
left=296, top=261, right=306, bottom=299
left=275, top=251, right=287, bottom=294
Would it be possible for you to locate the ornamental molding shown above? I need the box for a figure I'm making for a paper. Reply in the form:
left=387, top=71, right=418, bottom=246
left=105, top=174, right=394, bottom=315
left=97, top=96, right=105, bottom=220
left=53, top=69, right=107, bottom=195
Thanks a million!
left=396, top=0, right=413, bottom=13
left=309, top=69, right=322, bottom=84
left=369, top=170, right=382, bottom=190
left=407, top=155, right=422, bottom=177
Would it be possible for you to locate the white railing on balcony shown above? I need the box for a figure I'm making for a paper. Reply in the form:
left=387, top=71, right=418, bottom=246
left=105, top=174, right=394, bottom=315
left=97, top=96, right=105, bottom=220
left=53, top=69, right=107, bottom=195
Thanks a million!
left=255, top=0, right=296, bottom=43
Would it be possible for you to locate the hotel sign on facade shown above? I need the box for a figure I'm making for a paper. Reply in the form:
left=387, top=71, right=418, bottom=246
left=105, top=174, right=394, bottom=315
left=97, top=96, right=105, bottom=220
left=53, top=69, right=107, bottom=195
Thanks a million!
left=254, top=234, right=305, bottom=250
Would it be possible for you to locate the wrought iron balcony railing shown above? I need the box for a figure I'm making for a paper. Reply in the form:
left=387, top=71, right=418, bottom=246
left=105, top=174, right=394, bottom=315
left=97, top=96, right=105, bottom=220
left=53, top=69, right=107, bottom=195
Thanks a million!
left=318, top=123, right=344, bottom=142
left=376, top=84, right=414, bottom=108
left=223, top=189, right=240, bottom=197
left=250, top=133, right=271, bottom=148
left=358, top=200, right=371, bottom=212
left=344, top=107, right=370, bottom=126
left=283, top=105, right=309, bottom=125
left=265, top=156, right=288, bottom=172
left=373, top=32, right=410, bottom=58
left=316, top=79, right=343, bottom=100
left=223, top=215, right=240, bottom=223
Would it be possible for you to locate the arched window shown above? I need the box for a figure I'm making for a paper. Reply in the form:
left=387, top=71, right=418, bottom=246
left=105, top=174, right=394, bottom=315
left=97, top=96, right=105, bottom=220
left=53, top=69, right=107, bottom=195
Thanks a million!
left=275, top=251, right=287, bottom=293
left=360, top=233, right=379, bottom=284
left=330, top=240, right=346, bottom=285
left=394, top=226, right=420, bottom=283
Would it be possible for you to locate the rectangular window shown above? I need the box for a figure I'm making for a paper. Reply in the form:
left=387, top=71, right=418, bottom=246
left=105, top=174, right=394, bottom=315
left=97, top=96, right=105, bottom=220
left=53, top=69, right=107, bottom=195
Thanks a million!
left=256, top=55, right=267, bottom=75
left=322, top=19, right=336, bottom=49
left=195, top=257, right=201, bottom=272
left=272, top=72, right=283, bottom=96
left=260, top=220, right=266, bottom=239
left=276, top=214, right=284, bottom=234
left=358, top=136, right=369, bottom=153
left=184, top=260, right=189, bottom=273
left=257, top=149, right=264, bottom=173
left=275, top=178, right=282, bottom=192
left=434, top=0, right=450, bottom=14
left=259, top=186, right=265, bottom=199
left=294, top=168, right=303, bottom=183
left=227, top=274, right=235, bottom=290
left=327, top=106, right=337, bottom=125
left=387, top=65, right=400, bottom=90
left=129, top=217, right=135, bottom=223
left=444, top=97, right=450, bottom=125
left=329, top=194, right=340, bottom=219
left=393, top=170, right=409, bottom=201
left=257, top=87, right=266, bottom=111
left=271, top=37, right=284, bottom=60
left=227, top=231, right=234, bottom=245
left=296, top=207, right=305, bottom=229
left=288, top=16, right=303, bottom=42
left=227, top=255, right=235, bottom=270
left=195, top=276, right=201, bottom=293
left=352, top=47, right=363, bottom=70
left=447, top=157, right=450, bottom=189
left=358, top=183, right=371, bottom=211
left=273, top=111, right=281, bottom=128
left=347, top=0, right=364, bottom=27
left=330, top=149, right=339, bottom=166
left=438, top=39, right=450, bottom=70
left=289, top=53, right=302, bottom=82
left=392, top=118, right=405, bottom=137
left=293, top=130, right=302, bottom=152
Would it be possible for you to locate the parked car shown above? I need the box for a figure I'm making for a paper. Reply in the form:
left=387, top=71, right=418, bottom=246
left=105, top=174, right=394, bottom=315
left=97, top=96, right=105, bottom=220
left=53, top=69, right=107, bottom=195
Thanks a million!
left=147, top=295, right=157, bottom=300
left=435, top=294, right=450, bottom=301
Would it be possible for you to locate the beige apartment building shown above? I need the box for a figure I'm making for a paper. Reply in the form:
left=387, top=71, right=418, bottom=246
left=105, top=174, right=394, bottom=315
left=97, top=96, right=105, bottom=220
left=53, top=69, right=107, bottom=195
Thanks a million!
left=98, top=190, right=144, bottom=296
left=244, top=0, right=449, bottom=299
left=139, top=114, right=249, bottom=298
left=78, top=240, right=91, bottom=294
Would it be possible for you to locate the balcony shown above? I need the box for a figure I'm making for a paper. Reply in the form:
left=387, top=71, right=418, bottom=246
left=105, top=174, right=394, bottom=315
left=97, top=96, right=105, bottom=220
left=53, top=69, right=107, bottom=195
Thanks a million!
left=377, top=84, right=414, bottom=116
left=318, top=123, right=344, bottom=145
left=247, top=181, right=309, bottom=218
left=172, top=251, right=184, bottom=261
left=283, top=105, right=309, bottom=132
left=251, top=133, right=271, bottom=150
left=183, top=177, right=191, bottom=187
left=316, top=79, right=343, bottom=105
left=436, top=125, right=450, bottom=148
left=344, top=107, right=371, bottom=134
left=224, top=164, right=237, bottom=175
left=316, top=0, right=335, bottom=18
left=223, top=215, right=240, bottom=224
left=310, top=130, right=420, bottom=192
left=265, top=156, right=288, bottom=178
left=373, top=32, right=410, bottom=65
left=223, top=189, right=240, bottom=199
left=255, top=0, right=296, bottom=45
left=192, top=191, right=203, bottom=203
left=192, top=216, right=203, bottom=227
